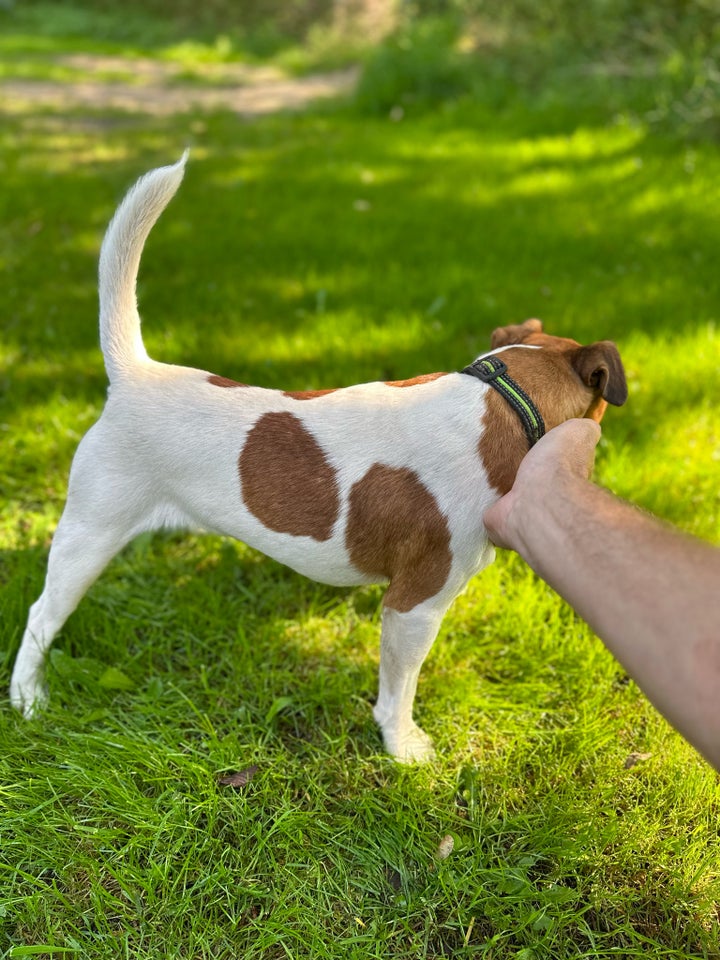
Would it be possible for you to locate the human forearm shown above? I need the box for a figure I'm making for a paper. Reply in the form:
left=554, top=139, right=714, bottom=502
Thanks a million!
left=484, top=420, right=720, bottom=770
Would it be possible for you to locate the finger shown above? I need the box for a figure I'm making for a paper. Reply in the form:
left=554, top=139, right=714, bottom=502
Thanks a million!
left=570, top=419, right=602, bottom=479
left=483, top=494, right=514, bottom=549
left=549, top=419, right=601, bottom=479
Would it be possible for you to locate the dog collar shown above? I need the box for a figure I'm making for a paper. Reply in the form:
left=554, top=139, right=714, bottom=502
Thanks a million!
left=461, top=355, right=545, bottom=448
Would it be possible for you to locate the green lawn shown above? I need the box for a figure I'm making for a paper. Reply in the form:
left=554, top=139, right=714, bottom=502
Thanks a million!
left=1, top=7, right=719, bottom=959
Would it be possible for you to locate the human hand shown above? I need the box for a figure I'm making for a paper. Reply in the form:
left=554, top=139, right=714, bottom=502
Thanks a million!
left=483, top=418, right=602, bottom=551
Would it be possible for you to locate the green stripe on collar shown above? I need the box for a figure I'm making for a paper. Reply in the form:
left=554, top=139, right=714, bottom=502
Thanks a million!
left=461, top=354, right=546, bottom=448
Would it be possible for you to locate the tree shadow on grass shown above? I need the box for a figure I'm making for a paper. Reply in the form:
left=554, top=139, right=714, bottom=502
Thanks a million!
left=4, top=105, right=719, bottom=391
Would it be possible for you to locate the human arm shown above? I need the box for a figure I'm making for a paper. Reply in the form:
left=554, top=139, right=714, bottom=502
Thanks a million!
left=483, top=419, right=720, bottom=771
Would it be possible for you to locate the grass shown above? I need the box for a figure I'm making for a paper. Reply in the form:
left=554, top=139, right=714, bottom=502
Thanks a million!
left=0, top=2, right=372, bottom=77
left=1, top=4, right=720, bottom=958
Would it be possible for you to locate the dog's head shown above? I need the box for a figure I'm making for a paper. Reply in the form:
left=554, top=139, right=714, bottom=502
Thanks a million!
left=490, top=317, right=627, bottom=422
left=479, top=318, right=627, bottom=493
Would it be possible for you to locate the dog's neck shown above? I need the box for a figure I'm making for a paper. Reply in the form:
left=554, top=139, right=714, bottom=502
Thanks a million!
left=461, top=353, right=545, bottom=449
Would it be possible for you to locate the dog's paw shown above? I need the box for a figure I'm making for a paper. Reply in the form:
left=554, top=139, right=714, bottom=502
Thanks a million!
left=9, top=678, right=48, bottom=718
left=384, top=723, right=436, bottom=764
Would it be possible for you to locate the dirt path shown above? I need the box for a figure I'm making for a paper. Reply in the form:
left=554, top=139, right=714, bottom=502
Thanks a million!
left=1, top=54, right=359, bottom=117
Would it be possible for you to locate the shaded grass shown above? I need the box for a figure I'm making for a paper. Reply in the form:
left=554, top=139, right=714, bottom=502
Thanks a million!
left=356, top=5, right=720, bottom=142
left=0, top=2, right=372, bottom=77
left=1, top=15, right=720, bottom=960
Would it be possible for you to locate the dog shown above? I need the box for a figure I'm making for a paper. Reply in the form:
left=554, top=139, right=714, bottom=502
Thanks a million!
left=10, top=155, right=627, bottom=761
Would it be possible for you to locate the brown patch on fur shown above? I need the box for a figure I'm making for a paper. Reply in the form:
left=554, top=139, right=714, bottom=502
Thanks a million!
left=208, top=374, right=248, bottom=388
left=284, top=388, right=338, bottom=400
left=478, top=344, right=599, bottom=495
left=240, top=412, right=339, bottom=540
left=346, top=464, right=452, bottom=612
left=478, top=388, right=528, bottom=496
left=385, top=372, right=447, bottom=388
left=479, top=325, right=626, bottom=494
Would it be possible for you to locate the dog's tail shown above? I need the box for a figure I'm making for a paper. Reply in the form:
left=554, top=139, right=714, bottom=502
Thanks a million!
left=98, top=151, right=188, bottom=382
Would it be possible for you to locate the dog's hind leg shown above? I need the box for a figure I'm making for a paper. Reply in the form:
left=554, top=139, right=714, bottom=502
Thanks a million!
left=10, top=517, right=136, bottom=715
left=10, top=430, right=160, bottom=716
left=373, top=600, right=451, bottom=763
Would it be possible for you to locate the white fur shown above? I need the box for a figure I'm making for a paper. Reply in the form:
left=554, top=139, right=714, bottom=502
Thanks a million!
left=11, top=156, right=515, bottom=762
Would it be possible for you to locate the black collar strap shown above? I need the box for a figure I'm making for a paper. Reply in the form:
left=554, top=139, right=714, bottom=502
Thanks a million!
left=461, top=355, right=546, bottom=448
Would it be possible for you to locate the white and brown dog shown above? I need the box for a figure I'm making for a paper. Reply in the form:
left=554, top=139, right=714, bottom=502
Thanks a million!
left=10, top=155, right=627, bottom=761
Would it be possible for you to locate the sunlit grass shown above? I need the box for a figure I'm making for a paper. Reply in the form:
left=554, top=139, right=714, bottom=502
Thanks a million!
left=1, top=13, right=719, bottom=959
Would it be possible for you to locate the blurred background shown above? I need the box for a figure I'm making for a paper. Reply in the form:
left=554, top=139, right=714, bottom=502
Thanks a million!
left=2, top=0, right=719, bottom=132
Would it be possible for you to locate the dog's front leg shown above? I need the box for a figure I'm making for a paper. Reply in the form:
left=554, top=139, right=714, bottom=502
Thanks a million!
left=373, top=601, right=449, bottom=762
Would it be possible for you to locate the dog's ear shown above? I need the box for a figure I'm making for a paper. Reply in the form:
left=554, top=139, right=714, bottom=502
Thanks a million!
left=490, top=318, right=543, bottom=348
left=573, top=341, right=628, bottom=406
